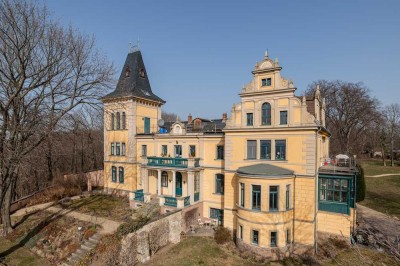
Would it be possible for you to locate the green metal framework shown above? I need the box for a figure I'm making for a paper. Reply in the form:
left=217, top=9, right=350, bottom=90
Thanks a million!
left=134, top=189, right=144, bottom=202
left=184, top=196, right=190, bottom=207
left=147, top=156, right=200, bottom=168
left=164, top=196, right=177, bottom=207
left=318, top=174, right=355, bottom=215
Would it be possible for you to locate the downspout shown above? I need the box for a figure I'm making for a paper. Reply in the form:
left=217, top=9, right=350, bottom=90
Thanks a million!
left=314, top=126, right=322, bottom=254
left=292, top=174, right=296, bottom=250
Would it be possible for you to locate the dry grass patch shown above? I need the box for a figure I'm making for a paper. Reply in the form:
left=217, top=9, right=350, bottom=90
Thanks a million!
left=61, top=194, right=132, bottom=222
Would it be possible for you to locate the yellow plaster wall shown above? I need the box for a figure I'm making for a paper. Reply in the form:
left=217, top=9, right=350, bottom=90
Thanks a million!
left=317, top=209, right=355, bottom=237
left=293, top=177, right=316, bottom=245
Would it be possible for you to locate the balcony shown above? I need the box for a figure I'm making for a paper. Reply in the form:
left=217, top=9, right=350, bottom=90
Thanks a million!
left=161, top=196, right=191, bottom=208
left=146, top=156, right=200, bottom=168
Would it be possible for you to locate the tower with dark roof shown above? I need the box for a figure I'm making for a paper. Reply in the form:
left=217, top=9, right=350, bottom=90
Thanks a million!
left=103, top=49, right=165, bottom=193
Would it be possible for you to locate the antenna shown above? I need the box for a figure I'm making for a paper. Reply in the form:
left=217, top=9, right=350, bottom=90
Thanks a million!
left=157, top=119, right=165, bottom=127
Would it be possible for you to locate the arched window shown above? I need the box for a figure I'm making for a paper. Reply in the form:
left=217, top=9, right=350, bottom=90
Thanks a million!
left=261, top=103, right=271, bottom=125
left=161, top=171, right=168, bottom=187
left=111, top=113, right=115, bottom=130
left=111, top=166, right=117, bottom=182
left=118, top=167, right=124, bottom=183
left=116, top=112, right=120, bottom=129
left=122, top=112, right=126, bottom=129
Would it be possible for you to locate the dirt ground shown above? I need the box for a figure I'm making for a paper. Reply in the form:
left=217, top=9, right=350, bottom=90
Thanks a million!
left=357, top=204, right=400, bottom=241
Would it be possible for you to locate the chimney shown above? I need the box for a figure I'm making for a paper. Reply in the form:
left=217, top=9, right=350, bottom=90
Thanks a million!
left=188, top=113, right=193, bottom=124
left=222, top=113, right=227, bottom=122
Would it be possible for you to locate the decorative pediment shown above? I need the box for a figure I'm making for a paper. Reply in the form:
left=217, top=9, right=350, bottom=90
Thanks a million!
left=170, top=121, right=186, bottom=135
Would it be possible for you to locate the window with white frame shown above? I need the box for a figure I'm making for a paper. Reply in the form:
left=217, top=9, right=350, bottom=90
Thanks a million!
left=247, top=140, right=257, bottom=159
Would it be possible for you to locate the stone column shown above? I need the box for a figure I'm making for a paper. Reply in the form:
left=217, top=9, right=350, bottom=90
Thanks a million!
left=172, top=170, right=176, bottom=197
left=157, top=170, right=161, bottom=196
left=188, top=172, right=194, bottom=204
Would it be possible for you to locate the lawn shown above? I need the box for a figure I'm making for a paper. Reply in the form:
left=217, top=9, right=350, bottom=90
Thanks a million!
left=359, top=174, right=400, bottom=218
left=63, top=194, right=132, bottom=222
left=143, top=236, right=398, bottom=266
left=358, top=159, right=400, bottom=218
left=144, top=236, right=263, bottom=266
left=359, top=159, right=400, bottom=176
left=0, top=237, right=50, bottom=266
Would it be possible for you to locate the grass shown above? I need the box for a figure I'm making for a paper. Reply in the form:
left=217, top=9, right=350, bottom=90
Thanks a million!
left=359, top=159, right=400, bottom=176
left=145, top=237, right=263, bottom=266
left=323, top=245, right=398, bottom=266
left=143, top=236, right=398, bottom=266
left=358, top=159, right=400, bottom=218
left=359, top=174, right=400, bottom=218
left=0, top=237, right=51, bottom=266
left=65, top=194, right=132, bottom=222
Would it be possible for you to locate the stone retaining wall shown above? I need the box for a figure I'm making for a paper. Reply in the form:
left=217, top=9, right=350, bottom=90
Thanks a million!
left=119, top=210, right=182, bottom=265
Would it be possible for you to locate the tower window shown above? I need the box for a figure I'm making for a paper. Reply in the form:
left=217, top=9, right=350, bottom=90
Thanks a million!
left=125, top=67, right=130, bottom=77
left=122, top=112, right=126, bottom=129
left=139, top=68, right=145, bottom=78
left=262, top=78, right=272, bottom=86
left=116, top=112, right=121, bottom=130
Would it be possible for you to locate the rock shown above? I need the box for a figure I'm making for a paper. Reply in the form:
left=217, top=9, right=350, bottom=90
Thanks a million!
left=356, top=234, right=364, bottom=244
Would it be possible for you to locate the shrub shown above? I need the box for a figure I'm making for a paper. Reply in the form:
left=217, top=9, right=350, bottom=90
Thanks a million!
left=214, top=226, right=231, bottom=244
left=356, top=164, right=366, bottom=202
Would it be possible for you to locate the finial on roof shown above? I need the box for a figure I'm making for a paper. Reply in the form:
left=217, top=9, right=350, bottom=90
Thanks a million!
left=255, top=61, right=259, bottom=68
left=275, top=57, right=279, bottom=63
left=265, top=49, right=269, bottom=58
left=129, top=41, right=133, bottom=53
left=176, top=115, right=180, bottom=122
left=129, top=37, right=140, bottom=53
left=302, top=95, right=306, bottom=105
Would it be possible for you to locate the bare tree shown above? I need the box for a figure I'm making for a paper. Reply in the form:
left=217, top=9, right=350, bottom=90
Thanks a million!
left=161, top=111, right=179, bottom=122
left=384, top=104, right=400, bottom=167
left=0, top=0, right=114, bottom=235
left=306, top=80, right=381, bottom=155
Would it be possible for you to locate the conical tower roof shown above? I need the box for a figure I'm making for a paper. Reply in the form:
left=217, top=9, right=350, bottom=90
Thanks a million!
left=103, top=50, right=165, bottom=103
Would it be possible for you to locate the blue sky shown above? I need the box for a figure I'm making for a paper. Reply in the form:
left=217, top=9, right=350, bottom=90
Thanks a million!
left=47, top=0, right=400, bottom=119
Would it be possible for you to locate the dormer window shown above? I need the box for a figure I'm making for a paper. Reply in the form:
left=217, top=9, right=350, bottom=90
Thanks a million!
left=125, top=67, right=130, bottom=77
left=262, top=78, right=272, bottom=86
left=139, top=68, right=145, bottom=78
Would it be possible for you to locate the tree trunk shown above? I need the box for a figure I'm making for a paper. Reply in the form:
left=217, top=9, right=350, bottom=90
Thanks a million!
left=391, top=139, right=394, bottom=167
left=1, top=184, right=14, bottom=236
left=381, top=146, right=386, bottom=166
left=46, top=137, right=54, bottom=182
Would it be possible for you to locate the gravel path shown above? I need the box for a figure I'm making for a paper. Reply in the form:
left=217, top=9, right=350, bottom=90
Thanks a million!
left=365, top=173, right=400, bottom=177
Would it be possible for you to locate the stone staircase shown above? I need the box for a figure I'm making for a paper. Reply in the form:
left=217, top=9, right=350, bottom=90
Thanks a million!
left=62, top=233, right=102, bottom=266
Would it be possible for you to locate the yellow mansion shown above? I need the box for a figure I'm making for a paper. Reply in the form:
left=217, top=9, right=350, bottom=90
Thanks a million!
left=102, top=49, right=357, bottom=251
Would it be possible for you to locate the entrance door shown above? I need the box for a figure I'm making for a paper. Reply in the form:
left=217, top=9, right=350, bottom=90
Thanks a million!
left=176, top=172, right=182, bottom=197
left=144, top=117, right=150, bottom=134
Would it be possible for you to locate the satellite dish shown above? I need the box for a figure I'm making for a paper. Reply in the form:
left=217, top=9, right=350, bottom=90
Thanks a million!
left=157, top=119, right=165, bottom=127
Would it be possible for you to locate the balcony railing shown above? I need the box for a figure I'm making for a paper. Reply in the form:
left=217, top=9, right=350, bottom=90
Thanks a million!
left=146, top=157, right=200, bottom=168
left=164, top=196, right=177, bottom=207
left=134, top=189, right=144, bottom=202
left=184, top=196, right=190, bottom=207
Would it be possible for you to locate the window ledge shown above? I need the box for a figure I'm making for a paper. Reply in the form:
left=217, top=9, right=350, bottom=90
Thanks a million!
left=213, top=193, right=224, bottom=196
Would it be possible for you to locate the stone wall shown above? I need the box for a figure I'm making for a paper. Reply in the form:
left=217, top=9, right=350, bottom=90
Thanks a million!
left=119, top=210, right=182, bottom=265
